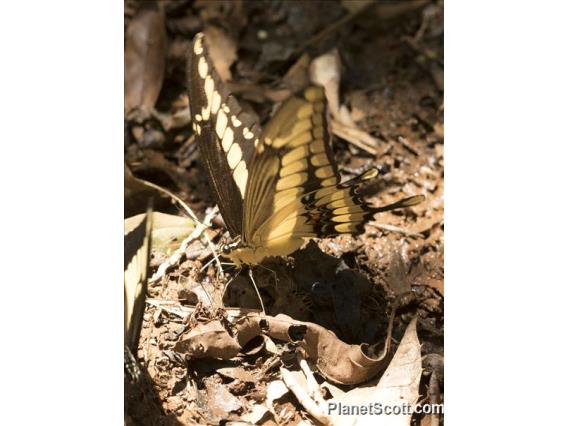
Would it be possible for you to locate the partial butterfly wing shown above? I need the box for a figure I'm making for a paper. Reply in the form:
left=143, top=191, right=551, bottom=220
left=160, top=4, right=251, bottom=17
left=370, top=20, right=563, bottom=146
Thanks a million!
left=187, top=33, right=260, bottom=237
left=242, top=87, right=338, bottom=245
left=124, top=210, right=153, bottom=355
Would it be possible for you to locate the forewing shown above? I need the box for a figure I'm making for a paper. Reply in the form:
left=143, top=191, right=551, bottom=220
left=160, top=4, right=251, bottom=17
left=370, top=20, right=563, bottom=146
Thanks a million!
left=187, top=32, right=261, bottom=237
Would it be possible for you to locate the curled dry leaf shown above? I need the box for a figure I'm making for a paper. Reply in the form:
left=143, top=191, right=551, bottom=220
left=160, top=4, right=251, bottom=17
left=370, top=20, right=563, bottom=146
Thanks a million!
left=336, top=317, right=421, bottom=426
left=124, top=1, right=167, bottom=113
left=172, top=312, right=395, bottom=385
left=174, top=320, right=240, bottom=359
left=309, top=51, right=378, bottom=154
left=235, top=313, right=393, bottom=385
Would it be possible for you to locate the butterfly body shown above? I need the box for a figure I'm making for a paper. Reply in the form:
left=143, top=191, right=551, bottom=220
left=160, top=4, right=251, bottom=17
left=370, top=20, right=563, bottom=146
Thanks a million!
left=187, top=33, right=424, bottom=266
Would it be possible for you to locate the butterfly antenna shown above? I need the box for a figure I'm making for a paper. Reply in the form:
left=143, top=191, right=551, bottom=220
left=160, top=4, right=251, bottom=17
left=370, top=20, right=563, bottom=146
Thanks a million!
left=248, top=268, right=266, bottom=315
left=199, top=255, right=217, bottom=272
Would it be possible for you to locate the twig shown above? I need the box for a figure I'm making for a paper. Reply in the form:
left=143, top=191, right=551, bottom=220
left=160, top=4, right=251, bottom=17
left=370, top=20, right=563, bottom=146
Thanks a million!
left=397, top=135, right=419, bottom=156
left=280, top=367, right=334, bottom=426
left=297, top=354, right=326, bottom=406
left=149, top=207, right=221, bottom=284
left=298, top=2, right=374, bottom=52
left=370, top=222, right=425, bottom=239
left=331, top=119, right=378, bottom=155
left=136, top=175, right=199, bottom=222
left=145, top=298, right=262, bottom=321
left=146, top=299, right=194, bottom=317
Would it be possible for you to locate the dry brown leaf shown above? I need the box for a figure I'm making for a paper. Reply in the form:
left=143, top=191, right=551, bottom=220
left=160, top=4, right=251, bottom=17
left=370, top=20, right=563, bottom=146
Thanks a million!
left=282, top=53, right=311, bottom=94
left=124, top=2, right=166, bottom=113
left=235, top=313, right=393, bottom=385
left=334, top=318, right=421, bottom=426
left=174, top=320, right=240, bottom=359
left=203, top=26, right=237, bottom=82
left=217, top=366, right=258, bottom=383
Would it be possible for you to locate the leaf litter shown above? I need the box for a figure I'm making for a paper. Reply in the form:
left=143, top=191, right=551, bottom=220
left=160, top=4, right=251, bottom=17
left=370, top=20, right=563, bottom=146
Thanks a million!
left=124, top=1, right=443, bottom=424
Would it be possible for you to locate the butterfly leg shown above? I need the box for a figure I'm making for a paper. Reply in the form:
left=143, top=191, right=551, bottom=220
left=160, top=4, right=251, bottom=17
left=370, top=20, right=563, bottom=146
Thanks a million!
left=221, top=266, right=243, bottom=305
left=254, top=263, right=279, bottom=290
left=248, top=268, right=266, bottom=315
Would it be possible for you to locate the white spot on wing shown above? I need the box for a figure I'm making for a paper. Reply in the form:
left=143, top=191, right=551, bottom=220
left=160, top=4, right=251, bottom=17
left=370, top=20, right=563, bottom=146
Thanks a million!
left=211, top=91, right=221, bottom=114
left=227, top=143, right=242, bottom=169
left=233, top=161, right=248, bottom=198
left=231, top=115, right=242, bottom=127
left=216, top=109, right=228, bottom=139
left=243, top=127, right=254, bottom=140
left=193, top=35, right=203, bottom=55
left=202, top=76, right=214, bottom=120
left=198, top=56, right=208, bottom=79
left=221, top=127, right=234, bottom=152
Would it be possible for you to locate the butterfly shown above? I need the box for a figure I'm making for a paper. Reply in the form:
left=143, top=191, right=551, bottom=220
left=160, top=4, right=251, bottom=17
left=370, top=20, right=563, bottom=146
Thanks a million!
left=124, top=209, right=152, bottom=381
left=187, top=33, right=424, bottom=267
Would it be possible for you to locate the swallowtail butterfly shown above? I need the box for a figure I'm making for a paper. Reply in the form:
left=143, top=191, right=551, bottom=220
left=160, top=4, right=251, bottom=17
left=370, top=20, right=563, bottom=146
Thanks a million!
left=187, top=33, right=423, bottom=266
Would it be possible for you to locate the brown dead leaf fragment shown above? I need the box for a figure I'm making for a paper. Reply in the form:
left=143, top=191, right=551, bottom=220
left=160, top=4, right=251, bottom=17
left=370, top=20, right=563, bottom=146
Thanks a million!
left=125, top=1, right=166, bottom=113
left=205, top=381, right=242, bottom=418
left=174, top=320, right=240, bottom=359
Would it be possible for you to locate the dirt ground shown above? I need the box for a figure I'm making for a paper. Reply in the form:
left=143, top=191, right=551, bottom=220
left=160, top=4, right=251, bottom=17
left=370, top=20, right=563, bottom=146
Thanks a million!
left=125, top=1, right=443, bottom=425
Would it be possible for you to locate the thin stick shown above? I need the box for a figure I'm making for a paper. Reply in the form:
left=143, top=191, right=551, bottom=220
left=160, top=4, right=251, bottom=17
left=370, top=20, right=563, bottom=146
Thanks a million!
left=148, top=208, right=222, bottom=285
left=137, top=176, right=199, bottom=223
left=297, top=2, right=374, bottom=52
left=331, top=119, right=378, bottom=155
left=297, top=354, right=326, bottom=406
left=370, top=222, right=425, bottom=238
left=280, top=367, right=333, bottom=426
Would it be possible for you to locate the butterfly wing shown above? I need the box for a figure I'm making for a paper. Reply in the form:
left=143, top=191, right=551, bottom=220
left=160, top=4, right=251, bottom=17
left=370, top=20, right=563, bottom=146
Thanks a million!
left=187, top=33, right=260, bottom=237
left=124, top=209, right=153, bottom=354
left=244, top=87, right=423, bottom=253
